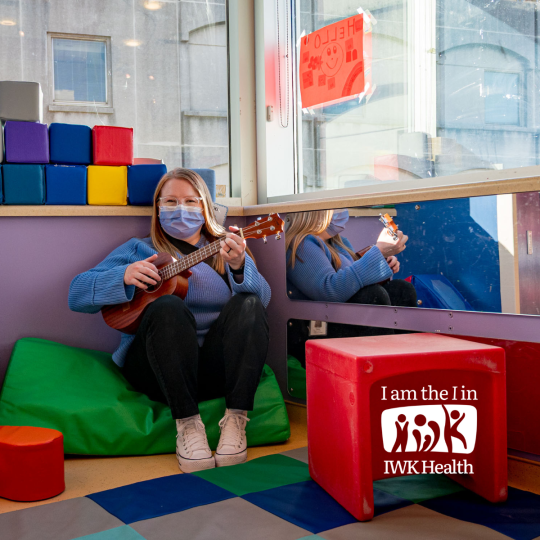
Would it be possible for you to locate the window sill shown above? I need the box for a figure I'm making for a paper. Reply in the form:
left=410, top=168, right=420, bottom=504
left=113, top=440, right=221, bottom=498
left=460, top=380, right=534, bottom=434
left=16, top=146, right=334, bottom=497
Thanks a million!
left=0, top=205, right=243, bottom=217
left=49, top=105, right=115, bottom=114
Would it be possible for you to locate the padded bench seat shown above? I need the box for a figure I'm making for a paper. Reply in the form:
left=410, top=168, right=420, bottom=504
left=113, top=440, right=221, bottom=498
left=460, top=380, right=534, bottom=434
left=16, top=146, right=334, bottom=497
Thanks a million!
left=0, top=338, right=290, bottom=456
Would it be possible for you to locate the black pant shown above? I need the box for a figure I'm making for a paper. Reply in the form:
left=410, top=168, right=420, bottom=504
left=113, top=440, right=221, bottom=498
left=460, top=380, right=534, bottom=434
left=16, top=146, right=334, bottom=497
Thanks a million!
left=122, top=293, right=269, bottom=419
left=288, top=280, right=417, bottom=366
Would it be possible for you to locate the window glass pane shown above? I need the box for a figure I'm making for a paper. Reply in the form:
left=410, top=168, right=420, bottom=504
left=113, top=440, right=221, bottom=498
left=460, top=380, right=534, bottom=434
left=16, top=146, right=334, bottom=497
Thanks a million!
left=294, top=0, right=539, bottom=195
left=0, top=0, right=230, bottom=196
left=53, top=39, right=107, bottom=103
left=484, top=71, right=520, bottom=126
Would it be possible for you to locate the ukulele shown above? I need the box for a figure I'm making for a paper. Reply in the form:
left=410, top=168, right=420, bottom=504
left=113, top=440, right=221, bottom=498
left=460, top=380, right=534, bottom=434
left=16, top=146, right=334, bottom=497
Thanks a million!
left=101, top=213, right=285, bottom=334
left=355, top=213, right=399, bottom=285
left=356, top=213, right=399, bottom=258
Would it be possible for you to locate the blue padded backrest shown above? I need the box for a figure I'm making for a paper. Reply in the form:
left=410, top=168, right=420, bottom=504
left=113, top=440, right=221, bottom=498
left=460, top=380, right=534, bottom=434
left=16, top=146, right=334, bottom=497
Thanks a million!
left=127, top=164, right=167, bottom=205
left=3, top=164, right=45, bottom=204
left=45, top=165, right=87, bottom=205
left=192, top=168, right=216, bottom=202
left=49, top=123, right=92, bottom=165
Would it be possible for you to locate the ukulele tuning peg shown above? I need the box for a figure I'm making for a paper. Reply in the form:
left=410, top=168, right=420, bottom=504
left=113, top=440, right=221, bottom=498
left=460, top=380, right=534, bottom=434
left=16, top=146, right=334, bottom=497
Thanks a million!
left=276, top=233, right=282, bottom=240
left=263, top=236, right=267, bottom=244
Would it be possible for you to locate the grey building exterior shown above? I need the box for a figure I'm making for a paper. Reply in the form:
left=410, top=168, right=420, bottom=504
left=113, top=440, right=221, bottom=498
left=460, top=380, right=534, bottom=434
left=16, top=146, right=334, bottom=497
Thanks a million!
left=0, top=0, right=230, bottom=195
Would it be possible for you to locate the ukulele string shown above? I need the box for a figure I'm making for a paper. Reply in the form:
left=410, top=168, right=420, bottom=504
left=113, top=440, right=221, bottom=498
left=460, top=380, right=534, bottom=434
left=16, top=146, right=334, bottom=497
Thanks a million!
left=133, top=222, right=276, bottom=294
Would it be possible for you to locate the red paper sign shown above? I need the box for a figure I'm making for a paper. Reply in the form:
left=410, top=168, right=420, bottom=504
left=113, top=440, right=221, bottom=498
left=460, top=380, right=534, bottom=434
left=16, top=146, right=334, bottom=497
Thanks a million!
left=299, top=15, right=365, bottom=109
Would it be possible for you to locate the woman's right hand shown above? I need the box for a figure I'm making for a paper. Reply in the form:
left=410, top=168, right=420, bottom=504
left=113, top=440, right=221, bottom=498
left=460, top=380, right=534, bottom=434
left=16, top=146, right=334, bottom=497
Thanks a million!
left=124, top=254, right=161, bottom=290
left=376, top=229, right=408, bottom=258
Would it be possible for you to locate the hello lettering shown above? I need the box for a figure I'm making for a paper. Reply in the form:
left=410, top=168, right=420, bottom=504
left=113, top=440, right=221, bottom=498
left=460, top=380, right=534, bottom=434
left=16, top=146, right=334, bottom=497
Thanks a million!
left=381, top=385, right=478, bottom=401
left=312, top=17, right=357, bottom=49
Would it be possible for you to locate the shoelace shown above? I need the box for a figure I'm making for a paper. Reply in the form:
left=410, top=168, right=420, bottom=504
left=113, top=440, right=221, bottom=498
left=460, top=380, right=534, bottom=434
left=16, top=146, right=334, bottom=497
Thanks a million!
left=218, top=412, right=250, bottom=449
left=177, top=417, right=209, bottom=454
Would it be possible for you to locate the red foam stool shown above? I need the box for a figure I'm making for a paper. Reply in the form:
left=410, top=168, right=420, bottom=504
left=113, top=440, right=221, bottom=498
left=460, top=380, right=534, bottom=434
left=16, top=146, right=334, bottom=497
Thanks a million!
left=306, top=333, right=507, bottom=522
left=92, top=125, right=134, bottom=166
left=0, top=426, right=65, bottom=501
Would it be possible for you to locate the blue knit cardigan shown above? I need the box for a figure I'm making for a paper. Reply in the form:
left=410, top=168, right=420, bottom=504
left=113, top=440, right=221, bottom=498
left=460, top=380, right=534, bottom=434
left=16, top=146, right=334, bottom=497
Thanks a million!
left=286, top=235, right=392, bottom=302
left=69, top=237, right=271, bottom=366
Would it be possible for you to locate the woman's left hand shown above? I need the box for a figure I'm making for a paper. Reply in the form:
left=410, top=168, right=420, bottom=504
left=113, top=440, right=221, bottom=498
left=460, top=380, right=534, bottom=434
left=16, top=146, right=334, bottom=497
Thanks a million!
left=387, top=255, right=400, bottom=274
left=220, top=226, right=246, bottom=270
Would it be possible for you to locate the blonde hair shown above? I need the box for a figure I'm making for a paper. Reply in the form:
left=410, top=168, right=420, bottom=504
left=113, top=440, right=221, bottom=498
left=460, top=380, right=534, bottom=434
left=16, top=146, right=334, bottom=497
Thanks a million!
left=285, top=210, right=358, bottom=270
left=150, top=168, right=228, bottom=274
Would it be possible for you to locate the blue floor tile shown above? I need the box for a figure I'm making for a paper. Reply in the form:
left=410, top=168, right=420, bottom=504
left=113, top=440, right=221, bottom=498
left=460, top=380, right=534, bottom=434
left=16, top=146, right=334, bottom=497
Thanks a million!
left=242, top=480, right=410, bottom=534
left=420, top=486, right=540, bottom=540
left=87, top=474, right=236, bottom=524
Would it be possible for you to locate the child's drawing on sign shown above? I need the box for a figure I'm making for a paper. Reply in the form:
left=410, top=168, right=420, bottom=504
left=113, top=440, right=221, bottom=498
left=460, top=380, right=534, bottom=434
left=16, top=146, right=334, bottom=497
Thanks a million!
left=299, top=14, right=365, bottom=109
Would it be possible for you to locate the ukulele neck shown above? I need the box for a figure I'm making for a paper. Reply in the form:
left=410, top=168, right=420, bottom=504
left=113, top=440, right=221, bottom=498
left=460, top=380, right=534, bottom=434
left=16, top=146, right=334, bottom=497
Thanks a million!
left=159, top=236, right=226, bottom=280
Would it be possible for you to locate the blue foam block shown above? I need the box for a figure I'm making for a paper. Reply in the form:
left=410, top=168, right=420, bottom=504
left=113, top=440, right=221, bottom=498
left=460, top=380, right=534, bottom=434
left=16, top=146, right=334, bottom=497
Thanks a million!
left=87, top=473, right=235, bottom=524
left=49, top=123, right=92, bottom=165
left=3, top=164, right=45, bottom=204
left=45, top=165, right=87, bottom=205
left=0, top=165, right=3, bottom=204
left=127, top=164, right=167, bottom=205
left=192, top=168, right=216, bottom=202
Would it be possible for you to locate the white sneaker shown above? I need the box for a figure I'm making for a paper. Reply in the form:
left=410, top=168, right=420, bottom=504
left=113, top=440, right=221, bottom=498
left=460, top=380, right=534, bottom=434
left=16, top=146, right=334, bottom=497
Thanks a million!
left=176, top=415, right=215, bottom=473
left=215, top=409, right=250, bottom=467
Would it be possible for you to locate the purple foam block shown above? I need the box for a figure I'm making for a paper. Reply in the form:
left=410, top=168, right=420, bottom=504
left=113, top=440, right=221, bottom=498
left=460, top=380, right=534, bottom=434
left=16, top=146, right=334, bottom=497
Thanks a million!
left=4, top=121, right=50, bottom=164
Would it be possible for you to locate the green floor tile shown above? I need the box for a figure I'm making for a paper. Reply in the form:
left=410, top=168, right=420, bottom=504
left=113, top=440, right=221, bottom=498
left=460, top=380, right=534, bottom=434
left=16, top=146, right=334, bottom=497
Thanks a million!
left=192, top=454, right=311, bottom=496
left=73, top=525, right=146, bottom=540
left=373, top=474, right=465, bottom=503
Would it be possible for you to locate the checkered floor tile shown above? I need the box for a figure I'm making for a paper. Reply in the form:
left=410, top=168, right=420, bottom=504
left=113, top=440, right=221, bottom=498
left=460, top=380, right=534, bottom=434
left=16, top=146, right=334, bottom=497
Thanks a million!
left=2, top=447, right=540, bottom=540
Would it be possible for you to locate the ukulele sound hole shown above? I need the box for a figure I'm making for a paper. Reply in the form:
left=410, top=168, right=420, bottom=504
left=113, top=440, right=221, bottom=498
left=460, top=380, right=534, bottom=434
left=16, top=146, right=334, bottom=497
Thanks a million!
left=145, top=280, right=163, bottom=294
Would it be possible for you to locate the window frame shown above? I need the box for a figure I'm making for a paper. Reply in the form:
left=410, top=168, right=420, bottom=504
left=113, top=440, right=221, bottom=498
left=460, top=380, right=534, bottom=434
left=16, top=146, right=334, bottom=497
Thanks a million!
left=47, top=32, right=114, bottom=114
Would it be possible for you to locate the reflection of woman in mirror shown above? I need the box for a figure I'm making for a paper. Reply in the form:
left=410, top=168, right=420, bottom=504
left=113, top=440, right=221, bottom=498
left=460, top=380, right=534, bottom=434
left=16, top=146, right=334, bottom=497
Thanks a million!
left=286, top=210, right=417, bottom=365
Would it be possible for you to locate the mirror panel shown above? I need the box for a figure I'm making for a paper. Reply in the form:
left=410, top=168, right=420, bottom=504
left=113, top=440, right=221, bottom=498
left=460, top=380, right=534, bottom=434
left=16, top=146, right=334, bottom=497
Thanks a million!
left=286, top=191, right=540, bottom=398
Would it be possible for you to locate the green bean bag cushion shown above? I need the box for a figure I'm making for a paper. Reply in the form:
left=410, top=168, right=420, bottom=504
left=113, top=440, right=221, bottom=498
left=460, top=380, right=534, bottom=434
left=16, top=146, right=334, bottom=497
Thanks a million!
left=287, top=355, right=307, bottom=400
left=0, top=338, right=290, bottom=455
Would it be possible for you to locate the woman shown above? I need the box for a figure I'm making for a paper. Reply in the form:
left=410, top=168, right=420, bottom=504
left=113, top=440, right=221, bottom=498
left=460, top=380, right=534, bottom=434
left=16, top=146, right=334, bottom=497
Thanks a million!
left=286, top=209, right=416, bottom=364
left=69, top=168, right=270, bottom=473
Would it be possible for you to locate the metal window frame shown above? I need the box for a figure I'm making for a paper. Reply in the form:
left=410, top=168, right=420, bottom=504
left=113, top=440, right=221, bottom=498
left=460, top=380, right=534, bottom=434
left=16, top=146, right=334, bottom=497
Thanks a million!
left=47, top=32, right=114, bottom=114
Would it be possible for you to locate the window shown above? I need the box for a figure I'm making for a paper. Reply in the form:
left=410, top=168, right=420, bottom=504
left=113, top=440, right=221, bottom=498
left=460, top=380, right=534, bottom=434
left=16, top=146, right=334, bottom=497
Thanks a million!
left=484, top=71, right=520, bottom=126
left=52, top=38, right=107, bottom=104
left=274, top=0, right=539, bottom=200
left=0, top=2, right=232, bottom=197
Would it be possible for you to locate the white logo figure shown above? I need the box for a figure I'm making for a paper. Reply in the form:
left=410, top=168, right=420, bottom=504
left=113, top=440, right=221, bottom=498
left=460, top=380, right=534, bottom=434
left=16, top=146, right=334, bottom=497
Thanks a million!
left=381, top=404, right=477, bottom=454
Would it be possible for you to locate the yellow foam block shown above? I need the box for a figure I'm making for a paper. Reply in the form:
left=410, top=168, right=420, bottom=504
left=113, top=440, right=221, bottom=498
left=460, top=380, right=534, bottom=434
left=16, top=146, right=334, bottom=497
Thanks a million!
left=87, top=166, right=128, bottom=205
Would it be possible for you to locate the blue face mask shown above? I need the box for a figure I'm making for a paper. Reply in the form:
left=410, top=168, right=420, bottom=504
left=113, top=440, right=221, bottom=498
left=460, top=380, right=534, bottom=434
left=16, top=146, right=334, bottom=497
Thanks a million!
left=159, top=205, right=206, bottom=240
left=326, top=209, right=349, bottom=237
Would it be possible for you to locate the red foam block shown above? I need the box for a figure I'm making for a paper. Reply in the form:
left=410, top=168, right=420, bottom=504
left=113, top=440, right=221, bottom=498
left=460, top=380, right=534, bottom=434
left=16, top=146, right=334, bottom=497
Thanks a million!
left=92, top=125, right=134, bottom=166
left=0, top=426, right=65, bottom=502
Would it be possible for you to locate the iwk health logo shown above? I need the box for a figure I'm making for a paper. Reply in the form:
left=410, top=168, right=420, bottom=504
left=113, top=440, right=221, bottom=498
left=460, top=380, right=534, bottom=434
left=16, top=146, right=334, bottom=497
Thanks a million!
left=379, top=387, right=478, bottom=475
left=381, top=404, right=477, bottom=454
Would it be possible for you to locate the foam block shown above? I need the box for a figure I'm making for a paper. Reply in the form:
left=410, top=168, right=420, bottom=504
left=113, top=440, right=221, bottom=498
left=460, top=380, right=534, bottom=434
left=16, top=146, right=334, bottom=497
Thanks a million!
left=92, top=126, right=133, bottom=166
left=87, top=165, right=128, bottom=205
left=0, top=426, right=65, bottom=502
left=192, top=168, right=216, bottom=202
left=3, top=164, right=45, bottom=204
left=45, top=165, right=87, bottom=205
left=127, top=164, right=167, bottom=205
left=0, top=122, right=3, bottom=163
left=49, top=123, right=92, bottom=165
left=4, top=121, right=49, bottom=163
left=0, top=81, right=43, bottom=123
left=0, top=165, right=3, bottom=204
